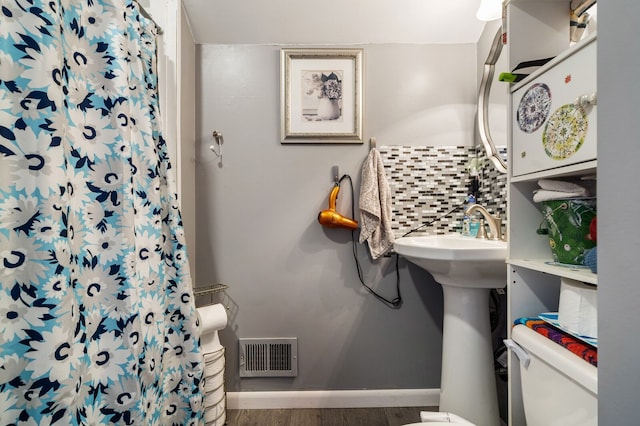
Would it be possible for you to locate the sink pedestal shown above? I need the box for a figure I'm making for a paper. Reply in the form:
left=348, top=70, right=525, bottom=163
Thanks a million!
left=439, top=285, right=499, bottom=426
left=393, top=234, right=506, bottom=426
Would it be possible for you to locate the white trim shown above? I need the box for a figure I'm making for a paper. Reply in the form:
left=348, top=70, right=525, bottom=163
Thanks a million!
left=226, top=389, right=439, bottom=410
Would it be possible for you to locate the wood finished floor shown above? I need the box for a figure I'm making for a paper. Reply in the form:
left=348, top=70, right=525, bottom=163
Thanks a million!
left=225, top=406, right=437, bottom=426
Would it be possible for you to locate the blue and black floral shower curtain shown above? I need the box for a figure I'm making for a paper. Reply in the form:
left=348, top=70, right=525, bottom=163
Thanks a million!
left=0, top=0, right=204, bottom=424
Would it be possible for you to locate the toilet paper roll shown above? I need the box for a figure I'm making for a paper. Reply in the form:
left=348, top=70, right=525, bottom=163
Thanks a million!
left=198, top=303, right=228, bottom=334
left=197, top=304, right=228, bottom=354
left=204, top=398, right=225, bottom=425
left=558, top=278, right=597, bottom=338
left=204, top=368, right=224, bottom=393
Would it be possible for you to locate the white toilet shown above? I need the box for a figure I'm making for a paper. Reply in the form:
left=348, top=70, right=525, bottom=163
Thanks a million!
left=404, top=411, right=476, bottom=425
left=405, top=322, right=597, bottom=426
left=509, top=324, right=597, bottom=426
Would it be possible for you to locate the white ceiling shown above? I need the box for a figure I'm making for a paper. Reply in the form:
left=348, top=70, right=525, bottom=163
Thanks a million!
left=181, top=0, right=488, bottom=45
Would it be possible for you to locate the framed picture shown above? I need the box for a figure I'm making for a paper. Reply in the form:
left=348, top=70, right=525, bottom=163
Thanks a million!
left=281, top=48, right=363, bottom=143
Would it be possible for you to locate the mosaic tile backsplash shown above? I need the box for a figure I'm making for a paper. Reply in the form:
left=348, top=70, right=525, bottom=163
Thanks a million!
left=378, top=145, right=507, bottom=237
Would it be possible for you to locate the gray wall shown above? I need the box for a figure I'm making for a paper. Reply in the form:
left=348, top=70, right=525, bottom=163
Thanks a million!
left=598, top=1, right=640, bottom=423
left=194, top=43, right=478, bottom=392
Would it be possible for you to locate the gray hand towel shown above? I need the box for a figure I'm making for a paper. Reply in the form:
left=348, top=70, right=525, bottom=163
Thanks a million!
left=359, top=148, right=394, bottom=259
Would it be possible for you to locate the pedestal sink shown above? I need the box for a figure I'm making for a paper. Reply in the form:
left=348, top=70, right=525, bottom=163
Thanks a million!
left=394, top=234, right=507, bottom=426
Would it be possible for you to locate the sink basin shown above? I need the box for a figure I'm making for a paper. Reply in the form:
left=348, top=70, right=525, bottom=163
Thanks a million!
left=394, top=233, right=507, bottom=426
left=393, top=233, right=507, bottom=288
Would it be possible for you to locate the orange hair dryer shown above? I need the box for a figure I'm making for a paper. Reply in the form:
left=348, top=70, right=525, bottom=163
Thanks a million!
left=318, top=183, right=359, bottom=230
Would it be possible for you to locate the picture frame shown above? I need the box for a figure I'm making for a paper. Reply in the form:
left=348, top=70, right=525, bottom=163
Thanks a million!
left=280, top=48, right=363, bottom=143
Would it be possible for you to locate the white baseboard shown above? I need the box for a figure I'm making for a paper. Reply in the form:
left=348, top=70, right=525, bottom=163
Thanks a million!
left=226, top=388, right=440, bottom=410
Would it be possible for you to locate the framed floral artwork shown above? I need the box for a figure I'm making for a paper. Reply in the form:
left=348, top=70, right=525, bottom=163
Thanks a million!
left=280, top=48, right=363, bottom=143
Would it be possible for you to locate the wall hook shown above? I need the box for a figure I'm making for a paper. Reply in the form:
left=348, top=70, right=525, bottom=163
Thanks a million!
left=209, top=130, right=224, bottom=165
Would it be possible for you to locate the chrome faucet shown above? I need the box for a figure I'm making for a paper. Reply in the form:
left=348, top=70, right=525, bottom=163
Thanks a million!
left=464, top=204, right=504, bottom=241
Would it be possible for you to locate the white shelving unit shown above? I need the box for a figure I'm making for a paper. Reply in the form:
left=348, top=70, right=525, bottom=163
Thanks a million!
left=504, top=1, right=597, bottom=424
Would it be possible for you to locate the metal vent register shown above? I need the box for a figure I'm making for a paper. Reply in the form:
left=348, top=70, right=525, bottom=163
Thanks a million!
left=239, top=338, right=298, bottom=377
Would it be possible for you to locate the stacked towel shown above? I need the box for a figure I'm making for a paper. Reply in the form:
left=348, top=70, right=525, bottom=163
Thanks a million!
left=514, top=318, right=597, bottom=366
left=359, top=148, right=394, bottom=259
left=533, top=178, right=589, bottom=203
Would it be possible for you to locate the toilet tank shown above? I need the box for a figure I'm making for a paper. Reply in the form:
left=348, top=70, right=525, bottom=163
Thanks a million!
left=511, top=324, right=597, bottom=426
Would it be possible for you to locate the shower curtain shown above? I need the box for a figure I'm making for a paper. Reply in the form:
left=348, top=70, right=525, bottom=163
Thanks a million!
left=0, top=1, right=204, bottom=424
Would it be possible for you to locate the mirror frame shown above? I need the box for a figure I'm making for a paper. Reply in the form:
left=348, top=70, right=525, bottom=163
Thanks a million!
left=478, top=27, right=507, bottom=173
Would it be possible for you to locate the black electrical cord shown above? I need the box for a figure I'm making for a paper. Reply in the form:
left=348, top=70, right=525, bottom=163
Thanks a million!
left=339, top=174, right=402, bottom=308
left=340, top=174, right=470, bottom=309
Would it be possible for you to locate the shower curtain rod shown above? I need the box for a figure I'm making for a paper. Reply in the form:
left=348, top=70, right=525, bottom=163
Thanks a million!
left=137, top=2, right=163, bottom=34
left=573, top=0, right=596, bottom=17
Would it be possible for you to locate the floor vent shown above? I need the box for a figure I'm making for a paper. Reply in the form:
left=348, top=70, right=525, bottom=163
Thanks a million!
left=239, top=338, right=298, bottom=377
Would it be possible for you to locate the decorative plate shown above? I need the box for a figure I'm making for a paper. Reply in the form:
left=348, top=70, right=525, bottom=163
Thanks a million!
left=517, top=83, right=552, bottom=133
left=542, top=104, right=588, bottom=160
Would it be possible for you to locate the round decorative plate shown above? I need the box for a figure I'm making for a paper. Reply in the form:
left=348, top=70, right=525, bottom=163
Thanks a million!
left=517, top=83, right=552, bottom=133
left=542, top=104, right=588, bottom=160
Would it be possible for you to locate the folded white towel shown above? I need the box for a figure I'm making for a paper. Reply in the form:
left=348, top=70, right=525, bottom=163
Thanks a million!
left=533, top=189, right=589, bottom=203
left=359, top=148, right=395, bottom=259
left=537, top=179, right=589, bottom=195
left=533, top=179, right=589, bottom=202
